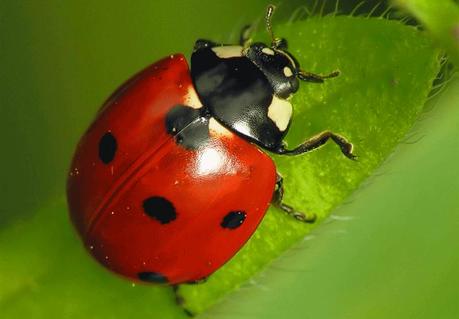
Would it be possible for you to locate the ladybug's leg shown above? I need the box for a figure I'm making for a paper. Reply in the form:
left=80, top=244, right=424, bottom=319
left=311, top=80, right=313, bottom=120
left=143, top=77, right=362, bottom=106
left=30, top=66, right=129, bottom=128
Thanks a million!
left=239, top=24, right=253, bottom=47
left=272, top=174, right=316, bottom=223
left=274, top=131, right=356, bottom=160
left=173, top=277, right=208, bottom=317
left=173, top=286, right=195, bottom=317
left=297, top=70, right=341, bottom=83
left=185, top=277, right=208, bottom=285
left=193, top=39, right=217, bottom=51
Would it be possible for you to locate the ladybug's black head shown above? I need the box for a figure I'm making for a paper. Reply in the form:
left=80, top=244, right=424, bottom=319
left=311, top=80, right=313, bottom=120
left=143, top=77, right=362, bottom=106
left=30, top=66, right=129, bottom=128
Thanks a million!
left=244, top=42, right=299, bottom=99
left=190, top=5, right=339, bottom=152
left=244, top=4, right=333, bottom=99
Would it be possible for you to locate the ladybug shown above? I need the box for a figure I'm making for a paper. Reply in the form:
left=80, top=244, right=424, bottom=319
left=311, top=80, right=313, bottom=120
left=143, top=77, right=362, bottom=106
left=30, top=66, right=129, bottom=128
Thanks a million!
left=67, top=5, right=355, bottom=285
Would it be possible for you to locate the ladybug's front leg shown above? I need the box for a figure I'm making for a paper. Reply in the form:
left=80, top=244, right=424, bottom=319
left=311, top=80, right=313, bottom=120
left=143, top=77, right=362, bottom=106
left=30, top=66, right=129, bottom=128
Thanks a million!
left=274, top=130, right=356, bottom=160
left=297, top=70, right=341, bottom=83
left=239, top=24, right=253, bottom=47
left=272, top=174, right=316, bottom=223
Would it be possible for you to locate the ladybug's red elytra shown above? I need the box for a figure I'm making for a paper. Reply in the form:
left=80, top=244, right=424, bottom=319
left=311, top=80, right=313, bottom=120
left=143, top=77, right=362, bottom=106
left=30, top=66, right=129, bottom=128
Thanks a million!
left=67, top=5, right=355, bottom=285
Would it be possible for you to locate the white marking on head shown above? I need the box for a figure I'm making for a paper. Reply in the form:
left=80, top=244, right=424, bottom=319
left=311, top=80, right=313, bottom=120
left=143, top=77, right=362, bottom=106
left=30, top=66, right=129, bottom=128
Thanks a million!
left=209, top=118, right=232, bottom=137
left=184, top=85, right=203, bottom=109
left=267, top=96, right=292, bottom=131
left=211, top=46, right=243, bottom=58
left=278, top=51, right=297, bottom=69
left=262, top=47, right=275, bottom=55
left=283, top=66, right=293, bottom=77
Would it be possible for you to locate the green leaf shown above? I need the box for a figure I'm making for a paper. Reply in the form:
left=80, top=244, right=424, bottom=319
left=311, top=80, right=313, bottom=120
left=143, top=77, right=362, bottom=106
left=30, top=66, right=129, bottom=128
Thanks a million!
left=177, top=16, right=440, bottom=314
left=0, top=9, right=441, bottom=319
left=393, top=0, right=459, bottom=64
left=206, top=77, right=459, bottom=319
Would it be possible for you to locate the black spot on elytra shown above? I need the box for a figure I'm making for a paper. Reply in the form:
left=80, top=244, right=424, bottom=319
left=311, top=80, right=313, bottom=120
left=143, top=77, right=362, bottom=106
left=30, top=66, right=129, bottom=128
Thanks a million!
left=221, top=211, right=246, bottom=229
left=165, top=105, right=200, bottom=135
left=143, top=196, right=176, bottom=224
left=175, top=117, right=210, bottom=149
left=165, top=105, right=210, bottom=149
left=138, top=271, right=168, bottom=284
left=98, top=132, right=117, bottom=164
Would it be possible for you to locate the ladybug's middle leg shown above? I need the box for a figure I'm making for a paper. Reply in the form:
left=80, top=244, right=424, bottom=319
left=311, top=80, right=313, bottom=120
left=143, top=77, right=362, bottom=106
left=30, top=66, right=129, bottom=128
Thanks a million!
left=272, top=173, right=316, bottom=223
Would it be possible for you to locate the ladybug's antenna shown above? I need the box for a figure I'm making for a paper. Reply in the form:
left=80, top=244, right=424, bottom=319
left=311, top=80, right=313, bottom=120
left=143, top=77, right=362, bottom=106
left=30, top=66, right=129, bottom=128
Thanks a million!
left=266, top=5, right=287, bottom=49
left=266, top=5, right=276, bottom=43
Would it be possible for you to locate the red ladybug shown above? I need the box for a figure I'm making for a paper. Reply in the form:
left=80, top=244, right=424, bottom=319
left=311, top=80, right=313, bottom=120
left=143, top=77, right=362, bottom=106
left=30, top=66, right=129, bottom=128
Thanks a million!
left=67, top=5, right=354, bottom=285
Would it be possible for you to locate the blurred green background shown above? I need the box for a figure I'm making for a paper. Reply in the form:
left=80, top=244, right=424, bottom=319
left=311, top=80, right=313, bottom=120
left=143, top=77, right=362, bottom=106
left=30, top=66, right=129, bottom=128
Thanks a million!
left=1, top=0, right=458, bottom=318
